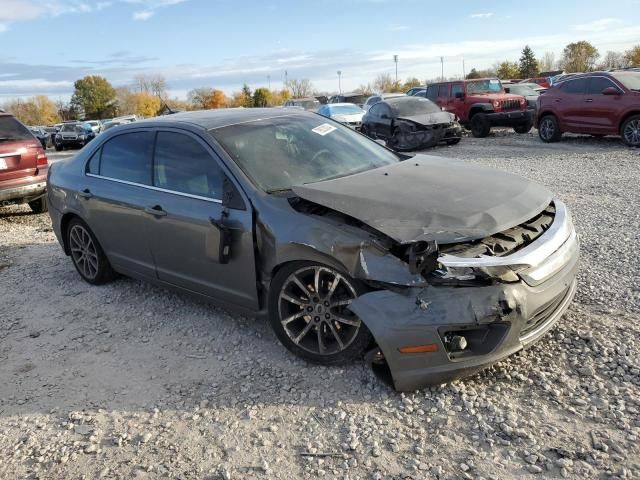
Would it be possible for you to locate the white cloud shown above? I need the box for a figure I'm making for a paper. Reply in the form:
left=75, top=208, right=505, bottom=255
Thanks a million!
left=0, top=0, right=43, bottom=23
left=572, top=18, right=622, bottom=32
left=133, top=10, right=154, bottom=20
left=388, top=24, right=410, bottom=32
left=0, top=78, right=72, bottom=91
left=470, top=13, right=494, bottom=19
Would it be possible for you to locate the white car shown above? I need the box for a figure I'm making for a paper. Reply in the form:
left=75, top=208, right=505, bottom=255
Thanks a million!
left=84, top=120, right=102, bottom=134
left=363, top=93, right=406, bottom=111
left=317, top=103, right=365, bottom=129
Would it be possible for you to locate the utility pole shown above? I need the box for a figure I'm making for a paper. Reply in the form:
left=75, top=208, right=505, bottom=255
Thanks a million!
left=462, top=58, right=466, bottom=79
left=284, top=70, right=288, bottom=91
left=267, top=75, right=271, bottom=90
left=441, top=56, right=444, bottom=81
left=393, top=55, right=399, bottom=82
left=337, top=70, right=342, bottom=93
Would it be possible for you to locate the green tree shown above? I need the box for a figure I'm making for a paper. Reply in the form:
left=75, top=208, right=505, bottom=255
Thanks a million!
left=519, top=45, right=539, bottom=78
left=240, top=84, right=253, bottom=107
left=252, top=87, right=272, bottom=107
left=466, top=68, right=481, bottom=79
left=71, top=75, right=117, bottom=119
left=560, top=41, right=600, bottom=72
left=496, top=61, right=520, bottom=80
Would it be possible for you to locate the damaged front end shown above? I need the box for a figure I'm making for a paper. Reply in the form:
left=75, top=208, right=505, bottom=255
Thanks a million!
left=392, top=119, right=461, bottom=151
left=346, top=200, right=579, bottom=391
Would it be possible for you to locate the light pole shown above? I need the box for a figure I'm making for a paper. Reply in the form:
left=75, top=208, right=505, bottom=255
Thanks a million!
left=267, top=75, right=271, bottom=90
left=393, top=55, right=398, bottom=83
left=441, top=56, right=444, bottom=81
left=337, top=70, right=342, bottom=93
left=284, top=70, right=288, bottom=91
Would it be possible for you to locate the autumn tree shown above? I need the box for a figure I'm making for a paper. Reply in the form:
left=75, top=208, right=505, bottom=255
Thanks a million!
left=252, top=88, right=272, bottom=107
left=133, top=74, right=168, bottom=100
left=188, top=87, right=213, bottom=109
left=71, top=75, right=117, bottom=119
left=133, top=92, right=161, bottom=117
left=403, top=77, right=422, bottom=90
left=287, top=79, right=313, bottom=98
left=625, top=45, right=640, bottom=66
left=206, top=89, right=227, bottom=109
left=56, top=100, right=79, bottom=121
left=373, top=73, right=402, bottom=93
left=269, top=89, right=291, bottom=106
left=3, top=96, right=61, bottom=125
left=519, top=45, right=539, bottom=78
left=560, top=41, right=599, bottom=72
left=496, top=61, right=520, bottom=80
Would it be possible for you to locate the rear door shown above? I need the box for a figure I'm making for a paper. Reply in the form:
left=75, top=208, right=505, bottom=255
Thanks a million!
left=556, top=78, right=588, bottom=131
left=436, top=84, right=450, bottom=110
left=583, top=76, right=626, bottom=134
left=448, top=83, right=464, bottom=115
left=83, top=130, right=157, bottom=279
left=0, top=115, right=41, bottom=184
left=144, top=129, right=258, bottom=309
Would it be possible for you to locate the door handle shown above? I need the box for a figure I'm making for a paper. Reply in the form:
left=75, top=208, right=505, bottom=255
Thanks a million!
left=78, top=188, right=93, bottom=199
left=553, top=99, right=561, bottom=103
left=144, top=205, right=167, bottom=217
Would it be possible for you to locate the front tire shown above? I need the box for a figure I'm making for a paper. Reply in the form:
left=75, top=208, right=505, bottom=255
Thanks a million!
left=55, top=144, right=63, bottom=152
left=66, top=218, right=116, bottom=285
left=514, top=122, right=533, bottom=134
left=621, top=115, right=640, bottom=147
left=470, top=114, right=491, bottom=138
left=28, top=196, right=48, bottom=214
left=268, top=262, right=372, bottom=365
left=538, top=115, right=562, bottom=143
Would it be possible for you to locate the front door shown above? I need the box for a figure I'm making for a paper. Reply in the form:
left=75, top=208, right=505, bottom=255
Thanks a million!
left=583, top=77, right=626, bottom=134
left=144, top=130, right=258, bottom=309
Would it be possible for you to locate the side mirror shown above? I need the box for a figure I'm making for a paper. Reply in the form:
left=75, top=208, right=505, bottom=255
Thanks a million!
left=602, top=86, right=621, bottom=96
left=455, top=91, right=465, bottom=99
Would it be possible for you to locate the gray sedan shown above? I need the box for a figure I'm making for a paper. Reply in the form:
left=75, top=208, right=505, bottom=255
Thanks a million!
left=47, top=109, right=579, bottom=391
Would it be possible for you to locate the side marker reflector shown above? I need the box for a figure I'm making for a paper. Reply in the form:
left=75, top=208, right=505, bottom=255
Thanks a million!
left=398, top=344, right=439, bottom=354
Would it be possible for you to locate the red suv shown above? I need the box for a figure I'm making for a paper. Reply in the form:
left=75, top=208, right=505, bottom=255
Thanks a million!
left=426, top=78, right=531, bottom=137
left=536, top=70, right=640, bottom=147
left=0, top=110, right=49, bottom=213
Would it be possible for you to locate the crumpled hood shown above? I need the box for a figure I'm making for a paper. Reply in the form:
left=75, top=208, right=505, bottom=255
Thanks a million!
left=292, top=155, right=552, bottom=244
left=397, top=111, right=454, bottom=126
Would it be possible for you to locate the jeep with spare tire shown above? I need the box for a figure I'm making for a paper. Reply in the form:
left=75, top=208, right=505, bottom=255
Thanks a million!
left=426, top=78, right=533, bottom=138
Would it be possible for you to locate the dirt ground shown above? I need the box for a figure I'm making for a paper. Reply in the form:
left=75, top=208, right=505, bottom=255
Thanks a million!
left=1, top=131, right=639, bottom=480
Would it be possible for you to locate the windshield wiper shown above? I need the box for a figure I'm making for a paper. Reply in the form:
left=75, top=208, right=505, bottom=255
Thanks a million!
left=266, top=187, right=293, bottom=194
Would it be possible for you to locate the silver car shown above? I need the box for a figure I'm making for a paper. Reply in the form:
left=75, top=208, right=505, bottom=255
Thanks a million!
left=47, top=109, right=579, bottom=391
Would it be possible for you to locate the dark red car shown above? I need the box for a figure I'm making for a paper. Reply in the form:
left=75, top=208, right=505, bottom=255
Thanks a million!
left=0, top=110, right=49, bottom=213
left=536, top=71, right=640, bottom=147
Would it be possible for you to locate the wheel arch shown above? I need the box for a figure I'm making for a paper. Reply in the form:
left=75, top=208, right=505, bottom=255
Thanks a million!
left=537, top=110, right=556, bottom=128
left=59, top=212, right=84, bottom=256
left=619, top=111, right=640, bottom=132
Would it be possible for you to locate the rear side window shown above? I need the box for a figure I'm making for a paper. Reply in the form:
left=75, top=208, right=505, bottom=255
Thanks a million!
left=451, top=84, right=464, bottom=97
left=426, top=85, right=438, bottom=100
left=560, top=78, right=587, bottom=94
left=153, top=131, right=224, bottom=199
left=438, top=84, right=450, bottom=98
left=0, top=116, right=33, bottom=141
left=86, top=149, right=100, bottom=174
left=100, top=132, right=153, bottom=185
left=587, top=77, right=617, bottom=94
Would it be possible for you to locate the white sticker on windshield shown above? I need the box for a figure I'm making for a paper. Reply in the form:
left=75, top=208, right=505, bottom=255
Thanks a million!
left=312, top=123, right=337, bottom=136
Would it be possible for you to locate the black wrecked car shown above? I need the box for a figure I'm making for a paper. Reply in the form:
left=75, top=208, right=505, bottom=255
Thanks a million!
left=361, top=96, right=463, bottom=151
left=47, top=109, right=579, bottom=391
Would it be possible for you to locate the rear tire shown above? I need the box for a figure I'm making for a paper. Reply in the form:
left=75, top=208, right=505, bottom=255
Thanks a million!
left=55, top=144, right=63, bottom=152
left=470, top=114, right=491, bottom=138
left=538, top=115, right=562, bottom=143
left=28, top=196, right=48, bottom=214
left=446, top=138, right=461, bottom=145
left=621, top=115, right=640, bottom=147
left=268, top=261, right=372, bottom=365
left=66, top=218, right=116, bottom=285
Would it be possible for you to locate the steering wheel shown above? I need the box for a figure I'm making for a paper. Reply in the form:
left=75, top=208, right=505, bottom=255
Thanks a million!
left=310, top=149, right=332, bottom=165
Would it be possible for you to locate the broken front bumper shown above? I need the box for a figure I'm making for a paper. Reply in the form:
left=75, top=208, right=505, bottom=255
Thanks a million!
left=350, top=199, right=579, bottom=391
left=485, top=110, right=532, bottom=127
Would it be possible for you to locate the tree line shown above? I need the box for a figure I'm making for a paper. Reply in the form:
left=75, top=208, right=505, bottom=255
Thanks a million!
left=3, top=41, right=638, bottom=126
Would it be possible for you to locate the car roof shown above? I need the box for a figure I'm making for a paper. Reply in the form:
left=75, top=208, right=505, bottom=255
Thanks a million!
left=135, top=108, right=305, bottom=130
left=326, top=102, right=360, bottom=107
left=384, top=96, right=431, bottom=105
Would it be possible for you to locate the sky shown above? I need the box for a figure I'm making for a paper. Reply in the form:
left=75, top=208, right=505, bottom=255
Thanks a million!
left=0, top=0, right=639, bottom=101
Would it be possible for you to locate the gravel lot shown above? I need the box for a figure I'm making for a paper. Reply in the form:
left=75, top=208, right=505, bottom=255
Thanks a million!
left=1, top=132, right=639, bottom=480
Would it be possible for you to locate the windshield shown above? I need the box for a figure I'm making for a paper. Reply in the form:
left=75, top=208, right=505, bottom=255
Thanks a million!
left=390, top=97, right=442, bottom=116
left=611, top=72, right=640, bottom=91
left=211, top=114, right=399, bottom=192
left=330, top=105, right=364, bottom=115
left=342, top=95, right=368, bottom=105
left=509, top=85, right=539, bottom=96
left=466, top=79, right=504, bottom=94
left=293, top=100, right=319, bottom=110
